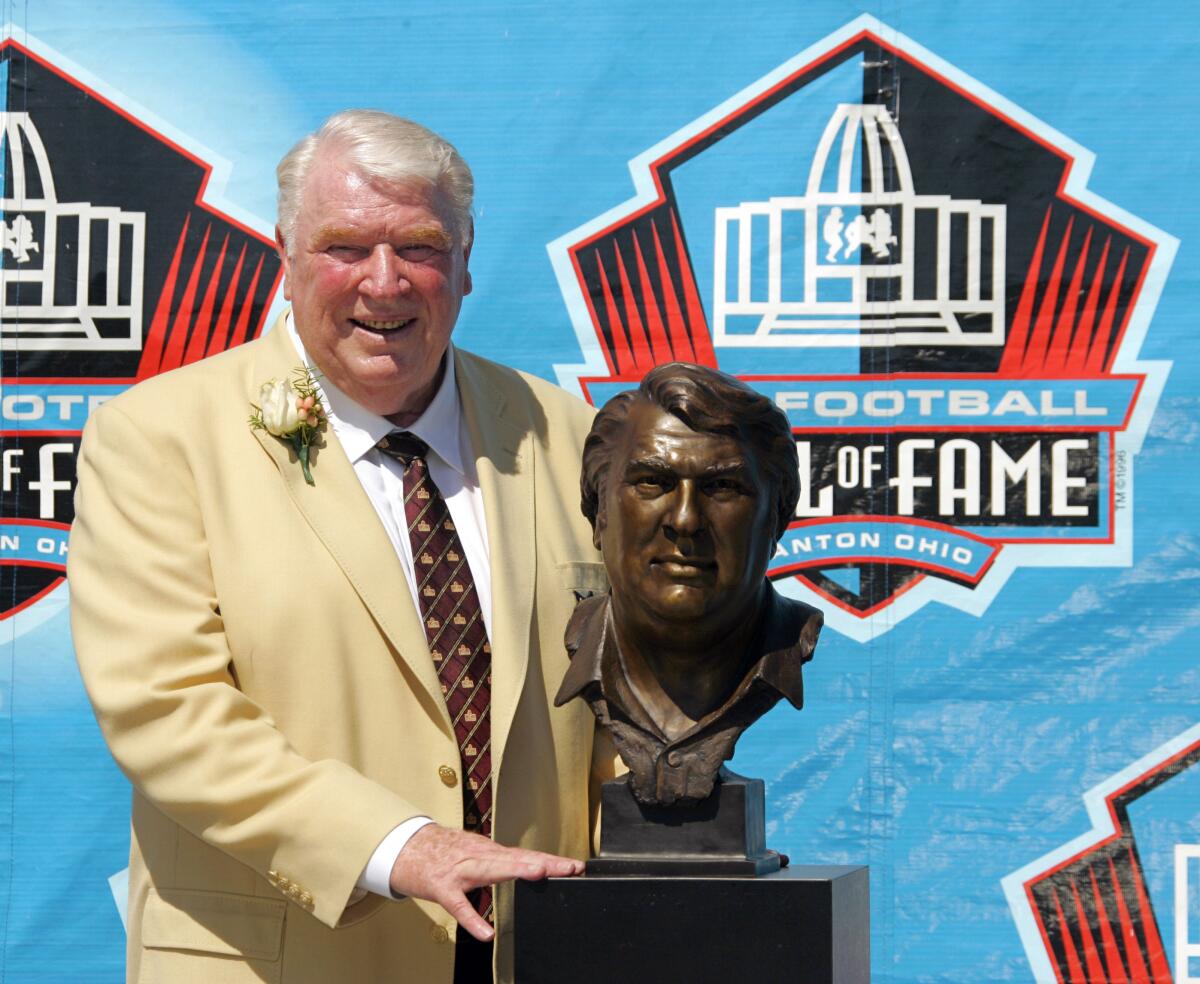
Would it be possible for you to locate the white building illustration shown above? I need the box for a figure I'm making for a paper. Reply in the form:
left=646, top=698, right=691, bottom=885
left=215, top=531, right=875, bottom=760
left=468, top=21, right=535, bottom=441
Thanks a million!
left=1, top=112, right=145, bottom=351
left=712, top=103, right=1006, bottom=347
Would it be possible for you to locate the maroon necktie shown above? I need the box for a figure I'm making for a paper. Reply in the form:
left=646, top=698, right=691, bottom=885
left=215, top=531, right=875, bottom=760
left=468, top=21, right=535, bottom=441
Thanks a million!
left=377, top=432, right=494, bottom=922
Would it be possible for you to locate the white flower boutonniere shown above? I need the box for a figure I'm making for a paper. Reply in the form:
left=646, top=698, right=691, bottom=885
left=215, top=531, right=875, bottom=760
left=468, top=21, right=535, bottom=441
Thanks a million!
left=249, top=366, right=326, bottom=485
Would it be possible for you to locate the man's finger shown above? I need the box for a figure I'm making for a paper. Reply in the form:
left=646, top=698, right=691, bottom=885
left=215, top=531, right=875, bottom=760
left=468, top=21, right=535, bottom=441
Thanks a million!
left=440, top=890, right=495, bottom=942
left=474, top=845, right=585, bottom=878
left=390, top=824, right=585, bottom=927
left=454, top=854, right=551, bottom=888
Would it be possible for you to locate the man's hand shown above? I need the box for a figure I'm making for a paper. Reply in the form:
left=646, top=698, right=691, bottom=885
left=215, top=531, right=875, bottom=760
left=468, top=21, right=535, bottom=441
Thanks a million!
left=389, top=824, right=585, bottom=941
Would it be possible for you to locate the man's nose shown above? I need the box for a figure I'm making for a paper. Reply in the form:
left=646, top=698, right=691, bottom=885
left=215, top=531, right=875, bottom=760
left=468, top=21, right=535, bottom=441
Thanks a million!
left=664, top=481, right=703, bottom=540
left=360, top=246, right=411, bottom=297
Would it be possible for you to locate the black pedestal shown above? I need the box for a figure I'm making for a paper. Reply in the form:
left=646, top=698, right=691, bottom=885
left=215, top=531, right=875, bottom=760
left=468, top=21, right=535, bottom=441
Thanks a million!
left=590, top=772, right=780, bottom=875
left=514, top=865, right=869, bottom=984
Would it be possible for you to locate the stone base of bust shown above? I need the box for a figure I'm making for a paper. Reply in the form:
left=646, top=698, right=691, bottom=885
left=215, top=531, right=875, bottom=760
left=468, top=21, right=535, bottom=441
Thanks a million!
left=514, top=865, right=870, bottom=984
left=588, top=769, right=781, bottom=876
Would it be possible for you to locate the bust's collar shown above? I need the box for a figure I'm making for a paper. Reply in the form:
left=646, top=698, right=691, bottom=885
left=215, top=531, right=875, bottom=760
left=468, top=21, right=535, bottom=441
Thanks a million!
left=557, top=585, right=817, bottom=744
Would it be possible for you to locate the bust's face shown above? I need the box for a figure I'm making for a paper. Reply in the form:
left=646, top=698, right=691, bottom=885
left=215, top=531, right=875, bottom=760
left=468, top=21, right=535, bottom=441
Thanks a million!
left=596, top=400, right=774, bottom=636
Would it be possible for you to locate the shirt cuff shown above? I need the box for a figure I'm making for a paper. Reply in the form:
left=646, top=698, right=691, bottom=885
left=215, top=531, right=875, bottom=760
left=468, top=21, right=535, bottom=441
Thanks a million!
left=354, top=816, right=436, bottom=900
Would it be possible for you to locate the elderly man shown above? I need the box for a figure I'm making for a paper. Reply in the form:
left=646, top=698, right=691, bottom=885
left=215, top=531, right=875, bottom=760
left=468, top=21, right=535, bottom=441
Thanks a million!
left=69, top=110, right=610, bottom=984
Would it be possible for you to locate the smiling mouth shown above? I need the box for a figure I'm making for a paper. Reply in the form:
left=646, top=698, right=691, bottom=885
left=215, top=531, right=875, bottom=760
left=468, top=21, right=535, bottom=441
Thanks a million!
left=351, top=317, right=415, bottom=334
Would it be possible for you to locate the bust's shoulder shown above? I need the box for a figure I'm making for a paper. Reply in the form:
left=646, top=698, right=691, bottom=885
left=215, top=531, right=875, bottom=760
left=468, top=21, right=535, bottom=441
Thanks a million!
left=774, top=590, right=823, bottom=625
left=766, top=585, right=823, bottom=657
left=565, top=593, right=608, bottom=655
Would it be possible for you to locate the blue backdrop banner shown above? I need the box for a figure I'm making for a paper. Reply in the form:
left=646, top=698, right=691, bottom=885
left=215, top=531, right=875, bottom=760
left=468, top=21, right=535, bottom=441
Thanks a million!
left=1, top=4, right=1196, bottom=982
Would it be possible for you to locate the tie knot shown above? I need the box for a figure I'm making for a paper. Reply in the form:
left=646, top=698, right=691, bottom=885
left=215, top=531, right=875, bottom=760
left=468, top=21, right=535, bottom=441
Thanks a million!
left=378, top=431, right=429, bottom=464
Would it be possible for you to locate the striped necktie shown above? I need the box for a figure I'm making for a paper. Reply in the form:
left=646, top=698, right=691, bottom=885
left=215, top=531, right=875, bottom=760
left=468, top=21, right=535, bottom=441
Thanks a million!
left=377, top=431, right=494, bottom=922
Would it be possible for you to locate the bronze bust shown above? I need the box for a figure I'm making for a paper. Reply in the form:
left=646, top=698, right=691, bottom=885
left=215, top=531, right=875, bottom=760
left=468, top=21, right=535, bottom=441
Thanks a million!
left=556, top=363, right=822, bottom=807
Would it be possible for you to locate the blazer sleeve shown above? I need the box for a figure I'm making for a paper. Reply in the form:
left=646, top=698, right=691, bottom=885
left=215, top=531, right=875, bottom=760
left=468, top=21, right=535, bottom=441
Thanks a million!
left=68, top=401, right=422, bottom=929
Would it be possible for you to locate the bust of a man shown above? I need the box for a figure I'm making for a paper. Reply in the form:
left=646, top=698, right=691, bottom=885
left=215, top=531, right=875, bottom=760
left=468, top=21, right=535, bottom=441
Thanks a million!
left=556, top=363, right=821, bottom=807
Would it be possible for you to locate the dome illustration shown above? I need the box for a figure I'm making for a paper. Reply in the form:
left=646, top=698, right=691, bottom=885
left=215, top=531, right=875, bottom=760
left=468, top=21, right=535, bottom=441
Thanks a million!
left=0, top=112, right=145, bottom=352
left=713, top=103, right=1006, bottom=348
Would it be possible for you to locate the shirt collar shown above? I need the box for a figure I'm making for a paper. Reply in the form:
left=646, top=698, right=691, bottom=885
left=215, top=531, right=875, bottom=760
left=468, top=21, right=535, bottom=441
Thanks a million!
left=285, top=310, right=466, bottom=475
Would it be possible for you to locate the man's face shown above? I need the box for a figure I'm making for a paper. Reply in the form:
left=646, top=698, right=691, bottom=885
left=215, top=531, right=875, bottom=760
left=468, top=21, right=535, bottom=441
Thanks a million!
left=277, top=152, right=472, bottom=422
left=596, top=401, right=773, bottom=635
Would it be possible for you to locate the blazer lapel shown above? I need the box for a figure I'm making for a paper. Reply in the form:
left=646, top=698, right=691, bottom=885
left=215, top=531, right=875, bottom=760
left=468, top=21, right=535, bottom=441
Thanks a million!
left=248, top=319, right=452, bottom=734
left=456, top=353, right=535, bottom=778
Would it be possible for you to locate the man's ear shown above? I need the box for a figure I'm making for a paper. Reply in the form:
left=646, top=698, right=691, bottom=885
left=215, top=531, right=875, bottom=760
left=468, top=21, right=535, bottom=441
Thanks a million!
left=461, top=223, right=474, bottom=297
left=274, top=226, right=293, bottom=301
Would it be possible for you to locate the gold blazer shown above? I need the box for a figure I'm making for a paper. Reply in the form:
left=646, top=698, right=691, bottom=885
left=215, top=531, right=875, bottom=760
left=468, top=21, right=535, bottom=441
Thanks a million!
left=69, top=315, right=611, bottom=983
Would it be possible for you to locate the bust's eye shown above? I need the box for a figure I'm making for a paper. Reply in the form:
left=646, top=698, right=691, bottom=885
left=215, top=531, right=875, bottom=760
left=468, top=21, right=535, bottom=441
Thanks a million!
left=631, top=473, right=674, bottom=496
left=706, top=477, right=750, bottom=498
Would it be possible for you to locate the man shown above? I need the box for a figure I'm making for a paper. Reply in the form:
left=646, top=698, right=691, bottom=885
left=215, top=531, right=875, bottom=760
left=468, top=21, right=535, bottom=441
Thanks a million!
left=557, top=364, right=822, bottom=806
left=69, top=110, right=610, bottom=983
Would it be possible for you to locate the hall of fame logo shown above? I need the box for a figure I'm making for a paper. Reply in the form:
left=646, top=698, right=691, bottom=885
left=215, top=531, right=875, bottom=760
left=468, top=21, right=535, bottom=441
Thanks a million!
left=550, top=16, right=1175, bottom=642
left=0, top=33, right=281, bottom=620
left=1002, top=723, right=1200, bottom=984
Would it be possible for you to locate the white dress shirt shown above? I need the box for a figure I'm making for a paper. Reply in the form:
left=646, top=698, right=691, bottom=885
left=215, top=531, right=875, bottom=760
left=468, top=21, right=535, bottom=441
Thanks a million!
left=285, top=315, right=491, bottom=900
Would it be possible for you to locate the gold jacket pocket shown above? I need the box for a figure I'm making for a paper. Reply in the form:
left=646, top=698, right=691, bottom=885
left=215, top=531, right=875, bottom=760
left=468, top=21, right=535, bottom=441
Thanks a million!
left=139, top=888, right=286, bottom=984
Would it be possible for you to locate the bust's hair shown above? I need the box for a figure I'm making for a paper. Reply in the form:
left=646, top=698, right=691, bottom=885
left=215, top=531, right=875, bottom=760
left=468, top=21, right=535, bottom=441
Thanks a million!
left=276, top=109, right=474, bottom=252
left=580, top=362, right=799, bottom=541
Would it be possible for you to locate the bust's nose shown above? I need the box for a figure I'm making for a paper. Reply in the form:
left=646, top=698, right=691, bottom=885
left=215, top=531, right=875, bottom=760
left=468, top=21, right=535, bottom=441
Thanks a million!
left=663, top=480, right=703, bottom=542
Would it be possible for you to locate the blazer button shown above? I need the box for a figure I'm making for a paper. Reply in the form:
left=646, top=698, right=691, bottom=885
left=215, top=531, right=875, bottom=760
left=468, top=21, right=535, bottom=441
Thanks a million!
left=431, top=925, right=450, bottom=944
left=438, top=765, right=458, bottom=787
left=667, top=751, right=682, bottom=767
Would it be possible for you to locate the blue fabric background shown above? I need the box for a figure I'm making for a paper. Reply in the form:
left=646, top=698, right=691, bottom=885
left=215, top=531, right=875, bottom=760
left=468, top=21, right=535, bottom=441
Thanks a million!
left=1, top=3, right=1196, bottom=981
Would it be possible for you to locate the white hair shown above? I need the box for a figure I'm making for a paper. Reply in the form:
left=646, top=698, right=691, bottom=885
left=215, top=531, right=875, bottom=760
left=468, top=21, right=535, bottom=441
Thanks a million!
left=276, top=109, right=474, bottom=252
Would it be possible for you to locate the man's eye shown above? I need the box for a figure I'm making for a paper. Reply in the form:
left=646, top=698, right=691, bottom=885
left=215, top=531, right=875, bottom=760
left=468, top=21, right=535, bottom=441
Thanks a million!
left=634, top=478, right=668, bottom=494
left=326, top=245, right=365, bottom=259
left=397, top=244, right=438, bottom=262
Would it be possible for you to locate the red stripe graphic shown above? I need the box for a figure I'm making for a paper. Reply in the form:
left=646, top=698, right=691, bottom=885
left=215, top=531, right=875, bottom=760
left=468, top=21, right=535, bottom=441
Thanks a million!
left=137, top=216, right=191, bottom=378
left=184, top=233, right=229, bottom=366
left=1044, top=226, right=1092, bottom=373
left=632, top=232, right=676, bottom=364
left=1089, top=866, right=1130, bottom=984
left=1086, top=248, right=1129, bottom=375
left=1052, top=886, right=1088, bottom=984
left=999, top=207, right=1051, bottom=375
left=647, top=217, right=688, bottom=366
left=1127, top=848, right=1173, bottom=983
left=232, top=255, right=266, bottom=347
left=669, top=211, right=716, bottom=367
left=1024, top=216, right=1074, bottom=371
left=1065, top=236, right=1110, bottom=373
left=1107, top=856, right=1151, bottom=984
left=207, top=243, right=247, bottom=358
left=1000, top=209, right=1140, bottom=380
left=595, top=251, right=634, bottom=375
left=613, top=242, right=660, bottom=366
left=1069, top=877, right=1109, bottom=983
left=159, top=223, right=212, bottom=373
